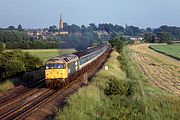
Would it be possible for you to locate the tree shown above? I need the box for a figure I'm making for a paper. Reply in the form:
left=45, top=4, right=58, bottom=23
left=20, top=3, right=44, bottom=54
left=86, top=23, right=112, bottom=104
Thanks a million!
left=109, top=37, right=124, bottom=53
left=69, top=24, right=81, bottom=33
left=89, top=23, right=97, bottom=31
left=146, top=27, right=152, bottom=32
left=0, top=50, right=43, bottom=80
left=144, top=32, right=155, bottom=43
left=157, top=32, right=174, bottom=43
left=125, top=25, right=140, bottom=36
left=154, top=25, right=180, bottom=40
left=8, top=26, right=16, bottom=30
left=17, top=24, right=23, bottom=31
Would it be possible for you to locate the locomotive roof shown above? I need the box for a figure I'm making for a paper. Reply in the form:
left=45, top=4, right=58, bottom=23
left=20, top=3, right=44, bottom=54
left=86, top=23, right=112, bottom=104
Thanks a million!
left=73, top=44, right=106, bottom=58
left=46, top=54, right=78, bottom=63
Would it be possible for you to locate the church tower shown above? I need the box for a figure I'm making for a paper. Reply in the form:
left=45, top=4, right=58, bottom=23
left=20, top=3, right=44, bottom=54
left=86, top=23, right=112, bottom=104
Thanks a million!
left=59, top=14, right=64, bottom=30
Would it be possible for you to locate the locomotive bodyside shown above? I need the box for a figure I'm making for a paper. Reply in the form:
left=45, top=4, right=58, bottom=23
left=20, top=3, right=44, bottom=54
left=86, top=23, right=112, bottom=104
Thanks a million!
left=74, top=44, right=107, bottom=69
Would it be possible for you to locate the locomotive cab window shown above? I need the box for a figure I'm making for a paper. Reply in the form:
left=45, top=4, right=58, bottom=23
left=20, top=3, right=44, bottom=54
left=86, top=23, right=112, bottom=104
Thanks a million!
left=46, top=63, right=65, bottom=69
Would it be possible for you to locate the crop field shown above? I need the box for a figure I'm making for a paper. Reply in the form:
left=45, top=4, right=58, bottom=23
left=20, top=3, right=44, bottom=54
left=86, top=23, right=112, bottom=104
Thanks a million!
left=22, top=49, right=76, bottom=63
left=129, top=44, right=180, bottom=96
left=150, top=44, right=180, bottom=60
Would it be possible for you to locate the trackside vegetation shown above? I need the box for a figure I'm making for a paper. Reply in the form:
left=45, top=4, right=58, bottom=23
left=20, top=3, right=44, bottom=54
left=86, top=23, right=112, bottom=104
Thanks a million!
left=0, top=50, right=43, bottom=81
left=55, top=43, right=180, bottom=119
left=150, top=44, right=180, bottom=60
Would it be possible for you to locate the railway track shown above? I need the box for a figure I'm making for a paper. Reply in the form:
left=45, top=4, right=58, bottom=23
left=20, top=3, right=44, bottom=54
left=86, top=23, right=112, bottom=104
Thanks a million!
left=0, top=77, right=83, bottom=120
left=0, top=79, right=45, bottom=106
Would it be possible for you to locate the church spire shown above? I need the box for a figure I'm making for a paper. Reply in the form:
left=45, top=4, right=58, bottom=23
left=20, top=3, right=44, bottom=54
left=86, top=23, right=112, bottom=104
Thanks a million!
left=59, top=13, right=64, bottom=30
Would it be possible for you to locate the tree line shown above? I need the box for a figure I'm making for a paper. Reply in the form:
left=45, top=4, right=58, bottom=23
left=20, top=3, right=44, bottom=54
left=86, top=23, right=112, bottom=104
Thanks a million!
left=1, top=24, right=180, bottom=50
left=144, top=25, right=180, bottom=43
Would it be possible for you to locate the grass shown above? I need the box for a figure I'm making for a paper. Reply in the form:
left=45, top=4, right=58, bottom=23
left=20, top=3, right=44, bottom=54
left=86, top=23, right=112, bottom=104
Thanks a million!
left=150, top=44, right=180, bottom=60
left=124, top=47, right=180, bottom=120
left=56, top=51, right=129, bottom=120
left=55, top=47, right=180, bottom=120
left=0, top=80, right=15, bottom=93
left=22, top=49, right=76, bottom=63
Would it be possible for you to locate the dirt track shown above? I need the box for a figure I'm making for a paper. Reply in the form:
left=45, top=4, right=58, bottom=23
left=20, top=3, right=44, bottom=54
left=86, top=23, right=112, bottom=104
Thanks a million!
left=129, top=44, right=180, bottom=96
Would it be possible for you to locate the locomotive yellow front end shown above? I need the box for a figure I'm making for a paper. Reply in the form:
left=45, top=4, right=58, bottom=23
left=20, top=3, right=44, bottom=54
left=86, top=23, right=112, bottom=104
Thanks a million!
left=45, top=58, right=68, bottom=88
left=45, top=63, right=68, bottom=79
left=45, top=54, right=79, bottom=88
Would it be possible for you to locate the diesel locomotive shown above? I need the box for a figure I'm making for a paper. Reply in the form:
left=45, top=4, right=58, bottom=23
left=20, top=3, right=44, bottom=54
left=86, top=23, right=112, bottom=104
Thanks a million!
left=45, top=44, right=110, bottom=88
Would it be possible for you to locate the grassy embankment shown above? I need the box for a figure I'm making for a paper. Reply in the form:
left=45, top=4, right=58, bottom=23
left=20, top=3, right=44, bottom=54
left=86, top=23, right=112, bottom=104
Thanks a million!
left=55, top=47, right=180, bottom=120
left=0, top=49, right=76, bottom=93
left=150, top=44, right=180, bottom=60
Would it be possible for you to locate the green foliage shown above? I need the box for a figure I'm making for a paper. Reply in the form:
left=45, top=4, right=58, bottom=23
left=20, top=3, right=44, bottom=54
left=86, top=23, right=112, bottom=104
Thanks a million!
left=1, top=59, right=26, bottom=79
left=104, top=77, right=129, bottom=96
left=144, top=32, right=155, bottom=43
left=154, top=25, right=180, bottom=40
left=109, top=37, right=124, bottom=53
left=0, top=30, right=28, bottom=43
left=6, top=40, right=60, bottom=49
left=0, top=50, right=43, bottom=80
left=125, top=25, right=141, bottom=36
left=156, top=32, right=174, bottom=43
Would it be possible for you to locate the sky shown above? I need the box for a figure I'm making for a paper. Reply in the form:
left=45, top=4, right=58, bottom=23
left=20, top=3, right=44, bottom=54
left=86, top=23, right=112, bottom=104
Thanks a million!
left=0, top=0, right=180, bottom=29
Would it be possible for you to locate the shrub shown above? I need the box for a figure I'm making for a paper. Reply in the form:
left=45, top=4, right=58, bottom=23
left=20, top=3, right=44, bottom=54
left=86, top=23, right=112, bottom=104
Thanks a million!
left=104, top=78, right=129, bottom=96
left=0, top=50, right=43, bottom=80
left=109, top=37, right=124, bottom=53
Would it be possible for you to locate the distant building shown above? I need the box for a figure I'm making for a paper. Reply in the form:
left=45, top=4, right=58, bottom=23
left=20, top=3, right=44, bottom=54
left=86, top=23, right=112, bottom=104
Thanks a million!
left=94, top=30, right=110, bottom=39
left=58, top=31, right=69, bottom=35
left=58, top=13, right=68, bottom=35
left=123, top=35, right=143, bottom=43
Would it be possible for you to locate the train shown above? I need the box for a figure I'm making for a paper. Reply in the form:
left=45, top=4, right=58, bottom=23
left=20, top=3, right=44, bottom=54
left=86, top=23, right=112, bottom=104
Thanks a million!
left=45, top=44, right=111, bottom=88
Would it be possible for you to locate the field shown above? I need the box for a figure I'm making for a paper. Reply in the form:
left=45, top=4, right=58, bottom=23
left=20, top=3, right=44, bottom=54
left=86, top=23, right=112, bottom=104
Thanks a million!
left=129, top=44, right=180, bottom=96
left=6, top=49, right=76, bottom=63
left=150, top=44, right=180, bottom=60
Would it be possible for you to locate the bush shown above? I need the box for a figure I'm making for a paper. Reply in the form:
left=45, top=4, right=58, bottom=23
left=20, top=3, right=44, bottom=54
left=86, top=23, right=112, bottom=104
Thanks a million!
left=109, top=37, right=124, bottom=53
left=1, top=59, right=26, bottom=79
left=0, top=50, right=43, bottom=80
left=104, top=78, right=129, bottom=96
